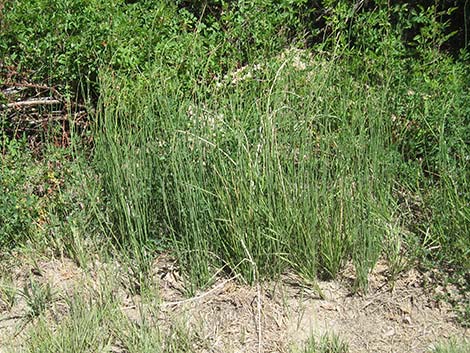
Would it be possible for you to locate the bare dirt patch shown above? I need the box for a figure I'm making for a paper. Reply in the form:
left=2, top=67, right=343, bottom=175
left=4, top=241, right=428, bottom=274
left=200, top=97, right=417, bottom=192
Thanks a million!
left=0, top=255, right=468, bottom=352
left=284, top=262, right=469, bottom=353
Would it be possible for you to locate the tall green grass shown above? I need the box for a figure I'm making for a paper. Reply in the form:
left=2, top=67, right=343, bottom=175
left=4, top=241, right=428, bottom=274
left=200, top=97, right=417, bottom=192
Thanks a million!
left=93, top=53, right=403, bottom=291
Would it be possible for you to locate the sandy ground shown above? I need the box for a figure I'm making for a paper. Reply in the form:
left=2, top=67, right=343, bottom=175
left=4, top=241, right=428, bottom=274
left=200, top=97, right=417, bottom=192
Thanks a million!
left=0, top=255, right=468, bottom=352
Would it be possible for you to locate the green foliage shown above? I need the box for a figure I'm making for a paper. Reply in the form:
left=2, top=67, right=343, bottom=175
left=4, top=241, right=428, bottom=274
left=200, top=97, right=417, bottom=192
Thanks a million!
left=299, top=333, right=349, bottom=353
left=25, top=293, right=197, bottom=353
left=94, top=53, right=400, bottom=291
left=0, top=0, right=317, bottom=98
left=1, top=0, right=469, bottom=295
left=19, top=278, right=54, bottom=320
left=431, top=339, right=470, bottom=353
left=319, top=1, right=463, bottom=55
left=211, top=0, right=312, bottom=62
left=176, top=0, right=316, bottom=58
left=0, top=137, right=40, bottom=248
left=1, top=0, right=465, bottom=100
left=0, top=132, right=99, bottom=261
left=0, top=0, right=183, bottom=95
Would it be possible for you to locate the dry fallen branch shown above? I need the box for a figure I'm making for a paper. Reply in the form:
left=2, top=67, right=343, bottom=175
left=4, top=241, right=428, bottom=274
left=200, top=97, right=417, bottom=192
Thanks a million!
left=3, top=99, right=62, bottom=109
left=1, top=81, right=63, bottom=99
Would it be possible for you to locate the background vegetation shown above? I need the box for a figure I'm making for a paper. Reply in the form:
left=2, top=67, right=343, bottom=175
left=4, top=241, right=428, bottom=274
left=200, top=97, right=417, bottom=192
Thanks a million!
left=1, top=0, right=469, bottom=324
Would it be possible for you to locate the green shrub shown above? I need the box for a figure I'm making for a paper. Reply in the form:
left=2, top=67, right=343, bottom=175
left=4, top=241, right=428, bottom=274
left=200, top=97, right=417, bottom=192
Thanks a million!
left=0, top=131, right=97, bottom=258
left=0, top=0, right=317, bottom=98
left=0, top=0, right=183, bottom=96
left=0, top=137, right=40, bottom=248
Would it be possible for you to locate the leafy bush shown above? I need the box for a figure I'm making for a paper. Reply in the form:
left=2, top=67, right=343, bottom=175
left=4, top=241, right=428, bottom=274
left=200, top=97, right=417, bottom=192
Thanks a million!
left=1, top=0, right=465, bottom=100
left=0, top=0, right=313, bottom=99
left=0, top=137, right=40, bottom=248
left=0, top=132, right=97, bottom=259
left=0, top=0, right=183, bottom=96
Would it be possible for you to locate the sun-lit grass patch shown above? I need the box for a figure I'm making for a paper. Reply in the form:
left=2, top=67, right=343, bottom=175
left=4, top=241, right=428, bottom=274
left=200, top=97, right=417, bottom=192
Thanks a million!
left=297, top=333, right=349, bottom=353
left=431, top=339, right=470, bottom=353
left=93, top=53, right=404, bottom=292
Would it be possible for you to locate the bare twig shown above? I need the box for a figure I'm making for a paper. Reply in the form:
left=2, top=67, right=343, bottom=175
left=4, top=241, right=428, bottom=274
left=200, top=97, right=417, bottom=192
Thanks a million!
left=4, top=99, right=61, bottom=109
left=1, top=82, right=63, bottom=99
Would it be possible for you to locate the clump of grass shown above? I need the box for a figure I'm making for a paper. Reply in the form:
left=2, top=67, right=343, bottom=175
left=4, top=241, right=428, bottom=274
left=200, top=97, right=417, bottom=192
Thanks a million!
left=298, top=333, right=349, bottom=353
left=0, top=275, right=17, bottom=311
left=94, top=52, right=399, bottom=291
left=18, top=279, right=54, bottom=321
left=26, top=297, right=113, bottom=353
left=382, top=219, right=408, bottom=283
left=93, top=70, right=175, bottom=290
left=0, top=0, right=467, bottom=299
left=87, top=4, right=469, bottom=293
left=431, top=339, right=470, bottom=353
left=24, top=291, right=197, bottom=353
